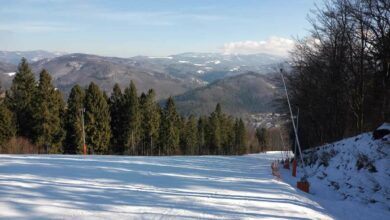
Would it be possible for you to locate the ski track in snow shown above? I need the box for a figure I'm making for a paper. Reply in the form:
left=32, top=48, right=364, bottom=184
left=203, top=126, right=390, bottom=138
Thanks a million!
left=0, top=153, right=377, bottom=219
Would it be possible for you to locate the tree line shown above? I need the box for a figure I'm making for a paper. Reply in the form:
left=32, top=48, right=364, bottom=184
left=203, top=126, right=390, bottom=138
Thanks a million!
left=284, top=0, right=390, bottom=149
left=0, top=58, right=248, bottom=155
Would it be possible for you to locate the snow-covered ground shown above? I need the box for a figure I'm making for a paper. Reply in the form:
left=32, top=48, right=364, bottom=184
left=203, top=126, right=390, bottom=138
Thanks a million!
left=0, top=149, right=388, bottom=219
left=0, top=153, right=335, bottom=220
left=280, top=130, right=390, bottom=220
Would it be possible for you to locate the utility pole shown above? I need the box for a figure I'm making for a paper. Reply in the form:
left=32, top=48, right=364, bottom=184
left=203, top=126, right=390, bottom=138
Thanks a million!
left=150, top=136, right=153, bottom=156
left=132, top=130, right=134, bottom=155
left=293, top=108, right=300, bottom=158
left=80, top=108, right=86, bottom=156
left=292, top=108, right=299, bottom=177
left=280, top=69, right=307, bottom=179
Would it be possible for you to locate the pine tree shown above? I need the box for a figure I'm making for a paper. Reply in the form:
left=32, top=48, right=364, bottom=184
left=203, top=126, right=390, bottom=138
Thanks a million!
left=84, top=82, right=111, bottom=154
left=109, top=83, right=125, bottom=154
left=178, top=116, right=186, bottom=154
left=31, top=69, right=65, bottom=153
left=123, top=81, right=141, bottom=155
left=221, top=116, right=235, bottom=155
left=197, top=117, right=207, bottom=155
left=64, top=84, right=85, bottom=154
left=140, top=89, right=160, bottom=155
left=234, top=118, right=247, bottom=154
left=208, top=104, right=222, bottom=154
left=0, top=102, right=15, bottom=147
left=183, top=115, right=198, bottom=155
left=5, top=58, right=36, bottom=139
left=160, top=97, right=179, bottom=155
left=53, top=88, right=66, bottom=150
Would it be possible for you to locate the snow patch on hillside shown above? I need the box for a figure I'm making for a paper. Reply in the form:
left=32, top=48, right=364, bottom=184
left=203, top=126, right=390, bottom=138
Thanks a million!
left=67, top=61, right=83, bottom=70
left=148, top=56, right=173, bottom=59
left=4, top=72, right=16, bottom=76
left=190, top=77, right=208, bottom=85
left=229, top=67, right=240, bottom=72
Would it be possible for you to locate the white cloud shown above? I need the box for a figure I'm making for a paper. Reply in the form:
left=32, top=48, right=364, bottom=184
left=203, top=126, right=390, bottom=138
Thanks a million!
left=95, top=11, right=226, bottom=26
left=0, top=22, right=77, bottom=33
left=222, top=37, right=295, bottom=57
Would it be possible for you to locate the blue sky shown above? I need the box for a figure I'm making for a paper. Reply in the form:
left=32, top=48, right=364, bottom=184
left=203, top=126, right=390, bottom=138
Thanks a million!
left=0, top=0, right=319, bottom=57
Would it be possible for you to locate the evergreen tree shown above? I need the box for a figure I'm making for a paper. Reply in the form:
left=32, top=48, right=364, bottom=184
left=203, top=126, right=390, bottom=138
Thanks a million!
left=256, top=127, right=267, bottom=152
left=208, top=104, right=222, bottom=154
left=160, top=97, right=179, bottom=155
left=5, top=58, right=36, bottom=139
left=64, top=84, right=85, bottom=154
left=84, top=82, right=111, bottom=154
left=123, top=81, right=141, bottom=155
left=140, top=89, right=160, bottom=155
left=234, top=118, right=247, bottom=154
left=221, top=116, right=235, bottom=155
left=31, top=69, right=65, bottom=153
left=109, top=84, right=125, bottom=154
left=178, top=116, right=186, bottom=154
left=197, top=117, right=207, bottom=155
left=0, top=102, right=15, bottom=146
left=102, top=91, right=109, bottom=102
left=139, top=92, right=148, bottom=155
left=215, top=103, right=222, bottom=118
left=183, top=115, right=198, bottom=155
left=53, top=88, right=66, bottom=150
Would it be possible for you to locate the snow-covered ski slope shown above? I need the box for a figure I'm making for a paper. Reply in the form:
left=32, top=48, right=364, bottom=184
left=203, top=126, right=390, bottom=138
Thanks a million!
left=0, top=153, right=328, bottom=219
left=0, top=152, right=380, bottom=219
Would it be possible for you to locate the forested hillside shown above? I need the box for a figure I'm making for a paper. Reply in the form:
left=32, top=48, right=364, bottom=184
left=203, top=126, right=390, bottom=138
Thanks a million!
left=173, top=72, right=277, bottom=116
left=0, top=58, right=250, bottom=155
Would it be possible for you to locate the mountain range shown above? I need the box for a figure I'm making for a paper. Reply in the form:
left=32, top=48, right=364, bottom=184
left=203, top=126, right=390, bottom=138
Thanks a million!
left=0, top=50, right=284, bottom=115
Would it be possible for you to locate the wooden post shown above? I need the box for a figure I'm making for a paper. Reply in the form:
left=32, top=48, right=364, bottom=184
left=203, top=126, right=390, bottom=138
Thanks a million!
left=292, top=159, right=297, bottom=177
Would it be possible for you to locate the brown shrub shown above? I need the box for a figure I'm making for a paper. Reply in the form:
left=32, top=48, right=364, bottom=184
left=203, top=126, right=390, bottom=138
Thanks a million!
left=0, top=137, right=41, bottom=154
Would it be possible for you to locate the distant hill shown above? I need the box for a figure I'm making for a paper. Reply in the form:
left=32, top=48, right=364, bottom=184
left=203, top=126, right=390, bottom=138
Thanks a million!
left=30, top=53, right=199, bottom=99
left=0, top=51, right=284, bottom=100
left=0, top=61, right=17, bottom=88
left=0, top=50, right=65, bottom=64
left=173, top=72, right=278, bottom=116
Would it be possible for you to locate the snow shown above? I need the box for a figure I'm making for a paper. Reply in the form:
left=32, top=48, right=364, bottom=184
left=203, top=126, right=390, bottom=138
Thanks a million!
left=206, top=60, right=221, bottom=65
left=280, top=131, right=390, bottom=220
left=265, top=82, right=276, bottom=89
left=229, top=67, right=240, bottom=72
left=377, top=122, right=390, bottom=131
left=148, top=56, right=173, bottom=59
left=196, top=70, right=205, bottom=74
left=178, top=60, right=190, bottom=64
left=190, top=77, right=208, bottom=85
left=5, top=72, right=16, bottom=76
left=68, top=61, right=83, bottom=70
left=0, top=153, right=336, bottom=219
